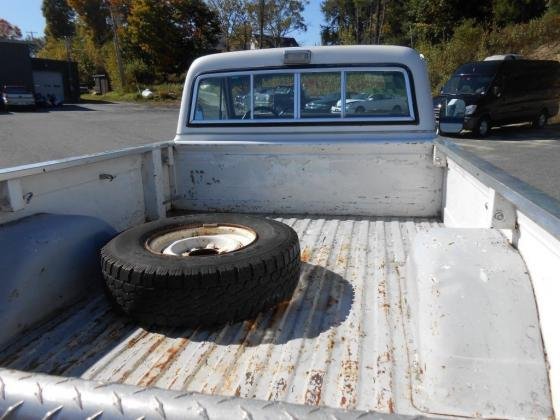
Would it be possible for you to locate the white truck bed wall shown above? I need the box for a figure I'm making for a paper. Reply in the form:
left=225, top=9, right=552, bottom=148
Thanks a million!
left=437, top=138, right=560, bottom=414
left=172, top=138, right=443, bottom=217
left=0, top=143, right=174, bottom=231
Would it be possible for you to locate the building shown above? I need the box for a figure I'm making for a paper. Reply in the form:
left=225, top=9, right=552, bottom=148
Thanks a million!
left=0, top=39, right=79, bottom=102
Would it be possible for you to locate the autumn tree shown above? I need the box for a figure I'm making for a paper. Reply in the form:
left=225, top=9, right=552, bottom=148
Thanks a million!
left=0, top=18, right=22, bottom=39
left=126, top=0, right=220, bottom=76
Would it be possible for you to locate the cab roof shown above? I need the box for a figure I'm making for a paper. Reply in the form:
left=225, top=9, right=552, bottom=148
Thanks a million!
left=188, top=45, right=425, bottom=75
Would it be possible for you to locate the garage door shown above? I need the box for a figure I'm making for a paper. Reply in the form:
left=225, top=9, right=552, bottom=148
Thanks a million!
left=33, top=71, right=64, bottom=101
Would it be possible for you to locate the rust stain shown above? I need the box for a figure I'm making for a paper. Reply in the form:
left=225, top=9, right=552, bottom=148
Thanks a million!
left=140, top=338, right=189, bottom=387
left=382, top=303, right=391, bottom=316
left=304, top=370, right=324, bottom=406
left=127, top=331, right=149, bottom=348
left=119, top=335, right=166, bottom=383
left=235, top=385, right=241, bottom=397
left=339, top=360, right=358, bottom=408
left=300, top=247, right=312, bottom=262
left=388, top=398, right=395, bottom=413
left=271, top=300, right=290, bottom=325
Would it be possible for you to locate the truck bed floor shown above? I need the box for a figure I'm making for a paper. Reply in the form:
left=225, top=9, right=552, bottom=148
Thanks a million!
left=0, top=216, right=441, bottom=414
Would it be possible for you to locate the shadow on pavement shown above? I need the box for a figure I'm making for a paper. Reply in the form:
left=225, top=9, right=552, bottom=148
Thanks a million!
left=79, top=98, right=115, bottom=104
left=447, top=122, right=560, bottom=141
left=35, top=105, right=97, bottom=112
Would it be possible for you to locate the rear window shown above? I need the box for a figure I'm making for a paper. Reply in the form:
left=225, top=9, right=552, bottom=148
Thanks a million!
left=190, top=67, right=415, bottom=124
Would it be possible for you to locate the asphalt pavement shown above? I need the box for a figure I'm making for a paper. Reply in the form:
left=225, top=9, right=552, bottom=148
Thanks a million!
left=448, top=123, right=560, bottom=201
left=0, top=102, right=179, bottom=168
left=1, top=101, right=559, bottom=202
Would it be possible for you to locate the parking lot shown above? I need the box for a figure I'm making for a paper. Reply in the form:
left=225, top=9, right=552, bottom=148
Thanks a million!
left=450, top=122, right=560, bottom=201
left=0, top=102, right=179, bottom=168
left=1, top=102, right=559, bottom=201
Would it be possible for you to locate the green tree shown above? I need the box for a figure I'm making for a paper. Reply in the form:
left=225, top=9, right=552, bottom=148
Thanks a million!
left=407, top=0, right=491, bottom=43
left=67, top=0, right=111, bottom=45
left=261, top=0, right=307, bottom=46
left=493, top=0, right=547, bottom=26
left=321, top=0, right=387, bottom=45
left=42, top=0, right=76, bottom=38
left=126, top=0, right=220, bottom=76
left=0, top=18, right=22, bottom=39
left=548, top=0, right=560, bottom=13
left=207, top=0, right=247, bottom=51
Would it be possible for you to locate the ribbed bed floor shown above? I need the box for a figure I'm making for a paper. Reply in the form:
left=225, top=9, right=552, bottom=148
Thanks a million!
left=0, top=215, right=441, bottom=414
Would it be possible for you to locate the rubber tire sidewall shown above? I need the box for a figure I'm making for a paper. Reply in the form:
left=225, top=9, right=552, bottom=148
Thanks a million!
left=103, top=213, right=297, bottom=287
left=474, top=116, right=491, bottom=138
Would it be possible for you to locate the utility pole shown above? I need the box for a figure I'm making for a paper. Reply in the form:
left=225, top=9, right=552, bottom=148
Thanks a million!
left=106, top=0, right=126, bottom=90
left=64, top=36, right=75, bottom=100
left=374, top=0, right=381, bottom=44
left=259, top=0, right=264, bottom=49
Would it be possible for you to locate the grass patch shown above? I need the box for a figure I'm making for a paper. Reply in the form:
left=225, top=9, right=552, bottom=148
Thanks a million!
left=81, top=83, right=183, bottom=105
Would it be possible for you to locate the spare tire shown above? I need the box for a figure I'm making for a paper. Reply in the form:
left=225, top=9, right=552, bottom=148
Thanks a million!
left=101, top=214, right=301, bottom=327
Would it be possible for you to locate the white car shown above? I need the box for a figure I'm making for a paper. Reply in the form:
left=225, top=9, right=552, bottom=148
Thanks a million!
left=331, top=92, right=407, bottom=115
left=2, top=86, right=36, bottom=110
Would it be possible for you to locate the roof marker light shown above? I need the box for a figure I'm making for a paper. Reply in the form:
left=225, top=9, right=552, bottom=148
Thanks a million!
left=283, top=50, right=311, bottom=65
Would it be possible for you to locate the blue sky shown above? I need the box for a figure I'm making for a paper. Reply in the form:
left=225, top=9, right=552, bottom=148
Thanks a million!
left=1, top=0, right=324, bottom=45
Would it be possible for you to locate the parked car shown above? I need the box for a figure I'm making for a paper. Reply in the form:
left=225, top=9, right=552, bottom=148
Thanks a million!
left=303, top=92, right=342, bottom=113
left=331, top=92, right=408, bottom=115
left=436, top=59, right=560, bottom=136
left=2, top=85, right=36, bottom=111
left=254, top=85, right=294, bottom=116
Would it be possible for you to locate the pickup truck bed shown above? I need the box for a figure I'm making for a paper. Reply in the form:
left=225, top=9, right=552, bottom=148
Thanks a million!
left=0, top=215, right=439, bottom=415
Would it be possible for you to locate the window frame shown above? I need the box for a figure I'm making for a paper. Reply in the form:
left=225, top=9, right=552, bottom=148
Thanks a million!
left=188, top=65, right=417, bottom=126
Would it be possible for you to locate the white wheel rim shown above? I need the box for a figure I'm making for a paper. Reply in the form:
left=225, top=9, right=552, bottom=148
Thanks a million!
left=147, top=224, right=257, bottom=256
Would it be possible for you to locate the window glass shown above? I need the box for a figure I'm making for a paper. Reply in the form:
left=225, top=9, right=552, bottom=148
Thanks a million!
left=229, top=75, right=251, bottom=118
left=191, top=69, right=414, bottom=123
left=300, top=72, right=341, bottom=118
left=344, top=71, right=410, bottom=117
left=193, top=75, right=250, bottom=121
left=253, top=73, right=294, bottom=119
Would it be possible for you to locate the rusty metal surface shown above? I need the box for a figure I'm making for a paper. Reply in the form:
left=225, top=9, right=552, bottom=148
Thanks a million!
left=0, top=216, right=441, bottom=415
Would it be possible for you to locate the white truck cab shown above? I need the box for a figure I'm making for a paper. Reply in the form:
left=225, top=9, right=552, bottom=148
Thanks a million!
left=0, top=46, right=558, bottom=419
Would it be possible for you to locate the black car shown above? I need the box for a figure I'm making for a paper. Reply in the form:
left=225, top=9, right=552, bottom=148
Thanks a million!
left=303, top=92, right=341, bottom=114
left=435, top=59, right=560, bottom=137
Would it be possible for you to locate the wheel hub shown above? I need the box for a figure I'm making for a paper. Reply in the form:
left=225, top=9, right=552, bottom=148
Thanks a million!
left=147, top=224, right=257, bottom=256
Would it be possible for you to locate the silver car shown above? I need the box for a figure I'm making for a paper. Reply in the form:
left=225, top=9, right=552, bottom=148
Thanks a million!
left=331, top=93, right=407, bottom=115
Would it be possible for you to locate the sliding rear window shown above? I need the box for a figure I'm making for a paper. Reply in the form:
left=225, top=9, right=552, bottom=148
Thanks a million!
left=190, top=67, right=415, bottom=125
